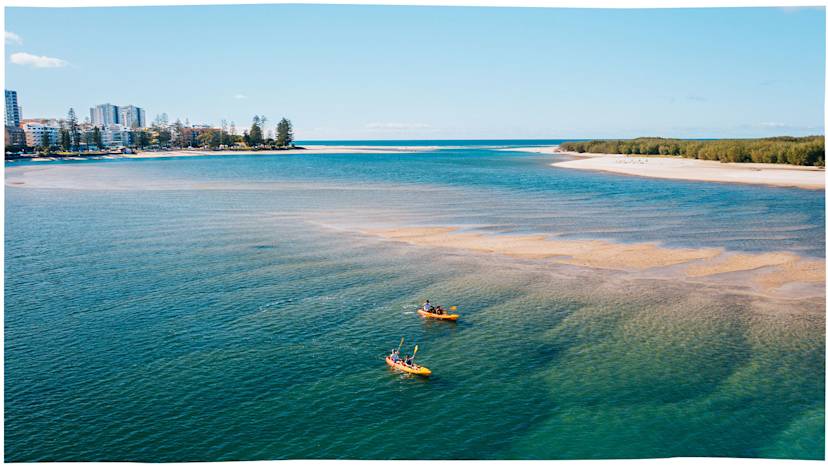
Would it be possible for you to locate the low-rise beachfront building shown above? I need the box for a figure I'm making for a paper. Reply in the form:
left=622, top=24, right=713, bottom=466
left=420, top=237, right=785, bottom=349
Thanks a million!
left=21, top=118, right=63, bottom=128
left=22, top=122, right=59, bottom=147
left=179, top=125, right=213, bottom=147
left=5, top=125, right=26, bottom=148
left=101, top=124, right=132, bottom=147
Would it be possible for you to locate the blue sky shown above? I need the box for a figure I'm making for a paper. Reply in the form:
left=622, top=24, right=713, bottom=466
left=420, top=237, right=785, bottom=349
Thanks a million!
left=4, top=5, right=825, bottom=139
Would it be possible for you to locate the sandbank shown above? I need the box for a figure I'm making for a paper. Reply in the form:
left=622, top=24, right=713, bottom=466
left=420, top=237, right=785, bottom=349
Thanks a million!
left=504, top=146, right=825, bottom=190
left=363, top=226, right=825, bottom=294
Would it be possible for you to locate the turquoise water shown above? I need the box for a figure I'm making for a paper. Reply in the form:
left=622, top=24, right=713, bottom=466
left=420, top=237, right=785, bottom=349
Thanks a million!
left=5, top=147, right=825, bottom=460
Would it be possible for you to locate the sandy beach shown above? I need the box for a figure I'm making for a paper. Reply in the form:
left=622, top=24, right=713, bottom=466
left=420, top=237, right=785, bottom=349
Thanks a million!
left=121, top=145, right=436, bottom=159
left=507, top=147, right=825, bottom=190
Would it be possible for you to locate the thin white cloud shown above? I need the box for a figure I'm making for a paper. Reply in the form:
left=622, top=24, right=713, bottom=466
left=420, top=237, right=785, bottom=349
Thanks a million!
left=365, top=122, right=432, bottom=130
left=10, top=52, right=68, bottom=68
left=234, top=93, right=248, bottom=100
left=5, top=31, right=22, bottom=45
left=759, top=122, right=789, bottom=128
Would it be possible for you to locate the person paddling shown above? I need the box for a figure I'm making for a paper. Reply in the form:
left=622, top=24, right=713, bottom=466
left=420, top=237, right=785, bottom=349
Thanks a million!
left=385, top=342, right=430, bottom=376
left=422, top=300, right=433, bottom=312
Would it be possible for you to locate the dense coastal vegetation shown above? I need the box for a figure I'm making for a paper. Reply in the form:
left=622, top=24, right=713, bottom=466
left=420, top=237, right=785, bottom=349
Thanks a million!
left=560, top=136, right=825, bottom=166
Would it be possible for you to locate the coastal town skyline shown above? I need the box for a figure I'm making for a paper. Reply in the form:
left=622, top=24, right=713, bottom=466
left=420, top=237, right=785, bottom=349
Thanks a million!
left=5, top=87, right=300, bottom=150
left=5, top=4, right=825, bottom=140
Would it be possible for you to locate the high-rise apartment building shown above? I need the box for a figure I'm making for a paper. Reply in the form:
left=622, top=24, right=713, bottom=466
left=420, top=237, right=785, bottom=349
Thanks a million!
left=89, top=103, right=120, bottom=127
left=89, top=103, right=146, bottom=128
left=5, top=89, right=21, bottom=127
left=118, top=105, right=146, bottom=129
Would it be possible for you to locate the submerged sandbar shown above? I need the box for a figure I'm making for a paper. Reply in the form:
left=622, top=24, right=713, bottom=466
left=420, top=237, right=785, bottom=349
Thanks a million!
left=363, top=226, right=825, bottom=297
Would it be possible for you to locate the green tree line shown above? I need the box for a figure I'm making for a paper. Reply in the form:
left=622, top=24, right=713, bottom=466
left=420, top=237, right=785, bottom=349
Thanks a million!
left=559, top=136, right=825, bottom=166
left=241, top=116, right=294, bottom=148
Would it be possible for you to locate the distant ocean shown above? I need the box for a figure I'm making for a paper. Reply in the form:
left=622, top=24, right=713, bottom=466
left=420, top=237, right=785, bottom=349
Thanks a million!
left=5, top=144, right=825, bottom=460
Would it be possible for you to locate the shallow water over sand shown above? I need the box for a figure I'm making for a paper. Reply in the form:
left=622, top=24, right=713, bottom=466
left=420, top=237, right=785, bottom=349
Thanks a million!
left=5, top=149, right=825, bottom=460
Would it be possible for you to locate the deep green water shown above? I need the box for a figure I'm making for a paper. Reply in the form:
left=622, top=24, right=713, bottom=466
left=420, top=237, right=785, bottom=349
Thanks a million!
left=5, top=147, right=825, bottom=460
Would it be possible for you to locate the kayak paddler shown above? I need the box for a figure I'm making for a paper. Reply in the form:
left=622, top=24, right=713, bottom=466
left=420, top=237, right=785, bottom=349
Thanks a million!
left=385, top=343, right=431, bottom=377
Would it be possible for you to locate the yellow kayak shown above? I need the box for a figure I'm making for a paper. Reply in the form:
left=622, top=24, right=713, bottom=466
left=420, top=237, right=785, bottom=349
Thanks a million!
left=385, top=356, right=432, bottom=376
left=417, top=309, right=459, bottom=321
